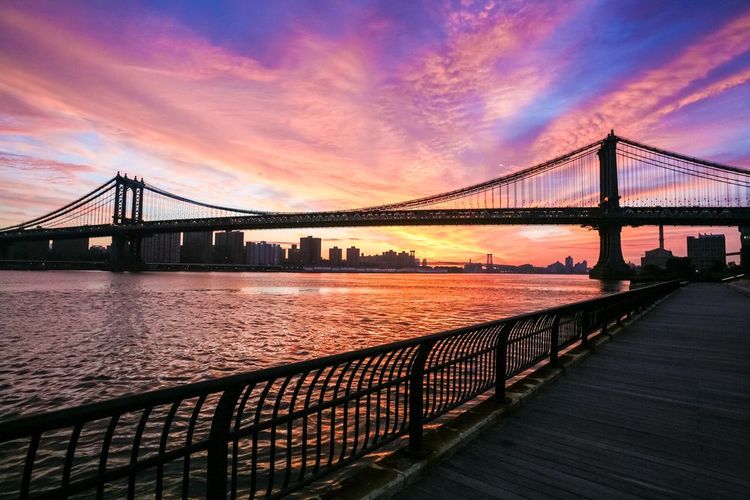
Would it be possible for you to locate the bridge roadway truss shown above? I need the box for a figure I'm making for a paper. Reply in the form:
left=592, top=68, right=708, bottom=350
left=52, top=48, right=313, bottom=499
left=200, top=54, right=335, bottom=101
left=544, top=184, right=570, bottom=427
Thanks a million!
left=1, top=133, right=749, bottom=278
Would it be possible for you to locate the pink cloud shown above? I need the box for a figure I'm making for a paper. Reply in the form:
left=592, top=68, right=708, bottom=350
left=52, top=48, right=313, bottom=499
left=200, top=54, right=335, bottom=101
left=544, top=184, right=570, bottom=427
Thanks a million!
left=534, top=10, right=750, bottom=158
left=0, top=3, right=747, bottom=265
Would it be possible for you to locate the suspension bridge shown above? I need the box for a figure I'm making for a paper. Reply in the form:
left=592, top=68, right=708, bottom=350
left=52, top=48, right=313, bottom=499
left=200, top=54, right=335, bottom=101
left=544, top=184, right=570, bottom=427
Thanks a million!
left=1, top=132, right=749, bottom=278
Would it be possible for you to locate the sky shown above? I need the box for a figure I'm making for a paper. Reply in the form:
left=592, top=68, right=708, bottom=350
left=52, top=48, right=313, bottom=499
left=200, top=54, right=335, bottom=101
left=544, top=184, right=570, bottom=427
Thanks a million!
left=1, top=0, right=749, bottom=265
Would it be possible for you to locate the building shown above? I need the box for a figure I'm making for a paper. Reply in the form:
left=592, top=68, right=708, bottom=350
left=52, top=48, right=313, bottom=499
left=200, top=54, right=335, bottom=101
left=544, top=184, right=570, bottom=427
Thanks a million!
left=565, top=256, right=574, bottom=271
left=547, top=261, right=566, bottom=274
left=182, top=231, right=213, bottom=263
left=214, top=231, right=245, bottom=264
left=329, top=246, right=342, bottom=267
left=51, top=238, right=89, bottom=260
left=641, top=226, right=672, bottom=269
left=286, top=244, right=301, bottom=266
left=246, top=241, right=282, bottom=266
left=573, top=260, right=588, bottom=273
left=346, top=246, right=360, bottom=267
left=141, top=233, right=180, bottom=263
left=687, top=233, right=726, bottom=271
left=741, top=226, right=750, bottom=273
left=382, top=250, right=397, bottom=269
left=641, top=248, right=673, bottom=269
left=300, top=236, right=321, bottom=266
left=464, top=260, right=483, bottom=272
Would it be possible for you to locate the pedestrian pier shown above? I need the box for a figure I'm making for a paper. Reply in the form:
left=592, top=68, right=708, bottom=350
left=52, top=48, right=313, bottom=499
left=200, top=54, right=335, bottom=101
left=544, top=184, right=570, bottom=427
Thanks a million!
left=398, top=283, right=750, bottom=499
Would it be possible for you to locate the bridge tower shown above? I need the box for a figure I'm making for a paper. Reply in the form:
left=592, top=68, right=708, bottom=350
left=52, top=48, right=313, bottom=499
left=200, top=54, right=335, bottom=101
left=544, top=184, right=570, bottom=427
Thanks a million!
left=110, top=174, right=146, bottom=272
left=590, top=132, right=632, bottom=280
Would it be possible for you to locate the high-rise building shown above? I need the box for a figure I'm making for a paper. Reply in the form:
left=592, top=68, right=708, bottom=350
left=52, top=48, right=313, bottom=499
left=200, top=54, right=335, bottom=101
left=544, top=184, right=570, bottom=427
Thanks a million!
left=346, top=246, right=360, bottom=267
left=383, top=250, right=397, bottom=268
left=300, top=236, right=321, bottom=266
left=287, top=244, right=301, bottom=266
left=182, top=231, right=213, bottom=263
left=246, top=241, right=282, bottom=266
left=565, top=256, right=574, bottom=271
left=687, top=233, right=726, bottom=271
left=329, top=246, right=342, bottom=267
left=396, top=251, right=411, bottom=268
left=141, top=233, right=180, bottom=263
left=215, top=231, right=245, bottom=264
left=51, top=238, right=89, bottom=260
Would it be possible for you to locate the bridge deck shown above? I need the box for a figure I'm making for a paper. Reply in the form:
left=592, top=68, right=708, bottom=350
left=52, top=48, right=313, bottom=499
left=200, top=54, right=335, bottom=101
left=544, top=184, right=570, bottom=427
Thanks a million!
left=397, top=283, right=750, bottom=499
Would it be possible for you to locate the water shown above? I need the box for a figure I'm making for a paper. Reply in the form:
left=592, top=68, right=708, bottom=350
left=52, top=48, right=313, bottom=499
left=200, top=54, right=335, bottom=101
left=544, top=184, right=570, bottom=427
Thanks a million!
left=0, top=271, right=627, bottom=420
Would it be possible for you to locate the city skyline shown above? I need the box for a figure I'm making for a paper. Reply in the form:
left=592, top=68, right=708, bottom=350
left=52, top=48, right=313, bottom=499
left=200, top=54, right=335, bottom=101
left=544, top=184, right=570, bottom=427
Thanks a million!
left=1, top=1, right=750, bottom=264
left=15, top=227, right=734, bottom=272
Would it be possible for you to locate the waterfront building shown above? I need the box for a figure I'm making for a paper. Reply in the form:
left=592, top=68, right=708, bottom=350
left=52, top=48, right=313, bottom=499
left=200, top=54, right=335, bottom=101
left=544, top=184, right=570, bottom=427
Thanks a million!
left=329, top=246, right=342, bottom=267
left=565, top=256, right=574, bottom=271
left=383, top=250, right=397, bottom=269
left=346, top=246, right=360, bottom=267
left=396, top=251, right=412, bottom=268
left=286, top=244, right=301, bottom=266
left=641, top=248, right=673, bottom=269
left=464, top=260, right=483, bottom=272
left=573, top=260, right=588, bottom=273
left=300, top=236, right=321, bottom=266
left=640, top=226, right=673, bottom=270
left=246, top=241, right=282, bottom=266
left=547, top=261, right=566, bottom=274
left=215, top=230, right=245, bottom=264
left=687, top=233, right=726, bottom=271
left=141, top=233, right=180, bottom=263
left=181, top=231, right=213, bottom=263
left=51, top=238, right=89, bottom=260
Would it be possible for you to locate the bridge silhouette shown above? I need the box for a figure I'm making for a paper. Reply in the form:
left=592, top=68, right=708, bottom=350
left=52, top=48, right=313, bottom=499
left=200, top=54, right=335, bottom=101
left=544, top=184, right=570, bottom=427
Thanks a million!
left=1, top=132, right=749, bottom=278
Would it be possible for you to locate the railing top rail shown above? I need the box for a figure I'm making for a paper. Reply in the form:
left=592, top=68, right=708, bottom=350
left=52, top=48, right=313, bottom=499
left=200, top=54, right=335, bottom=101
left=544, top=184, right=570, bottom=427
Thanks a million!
left=0, top=280, right=678, bottom=441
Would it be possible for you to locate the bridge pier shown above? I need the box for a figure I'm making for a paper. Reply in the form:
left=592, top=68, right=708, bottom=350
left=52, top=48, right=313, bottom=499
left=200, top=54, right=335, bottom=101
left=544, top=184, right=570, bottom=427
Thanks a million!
left=590, top=224, right=632, bottom=279
left=109, top=235, right=145, bottom=272
left=741, top=226, right=750, bottom=273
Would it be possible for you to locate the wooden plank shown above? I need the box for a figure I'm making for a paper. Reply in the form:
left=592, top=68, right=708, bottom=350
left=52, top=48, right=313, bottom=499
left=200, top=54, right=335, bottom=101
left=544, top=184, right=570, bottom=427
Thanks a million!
left=400, top=284, right=750, bottom=499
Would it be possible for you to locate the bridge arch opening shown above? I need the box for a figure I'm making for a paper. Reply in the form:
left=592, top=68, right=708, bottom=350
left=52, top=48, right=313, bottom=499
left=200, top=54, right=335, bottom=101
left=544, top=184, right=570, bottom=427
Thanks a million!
left=125, top=187, right=134, bottom=220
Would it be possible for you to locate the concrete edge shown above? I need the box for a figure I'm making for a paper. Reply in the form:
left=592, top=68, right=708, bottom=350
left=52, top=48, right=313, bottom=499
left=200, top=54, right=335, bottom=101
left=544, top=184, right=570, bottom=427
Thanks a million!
left=294, top=289, right=679, bottom=500
left=726, top=281, right=750, bottom=298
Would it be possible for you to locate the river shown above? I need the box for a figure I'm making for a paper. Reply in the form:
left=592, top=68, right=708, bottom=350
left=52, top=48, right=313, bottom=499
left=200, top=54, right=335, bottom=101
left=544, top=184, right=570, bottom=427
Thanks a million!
left=0, top=271, right=627, bottom=420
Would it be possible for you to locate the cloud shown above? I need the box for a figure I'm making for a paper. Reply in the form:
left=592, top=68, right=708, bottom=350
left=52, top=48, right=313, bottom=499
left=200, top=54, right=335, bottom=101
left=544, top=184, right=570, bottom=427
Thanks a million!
left=534, top=10, right=750, bottom=157
left=0, top=2, right=748, bottom=264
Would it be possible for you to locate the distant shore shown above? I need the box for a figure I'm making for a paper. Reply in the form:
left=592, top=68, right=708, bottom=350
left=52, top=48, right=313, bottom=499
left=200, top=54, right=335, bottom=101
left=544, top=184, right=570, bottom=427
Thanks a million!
left=0, top=259, right=590, bottom=275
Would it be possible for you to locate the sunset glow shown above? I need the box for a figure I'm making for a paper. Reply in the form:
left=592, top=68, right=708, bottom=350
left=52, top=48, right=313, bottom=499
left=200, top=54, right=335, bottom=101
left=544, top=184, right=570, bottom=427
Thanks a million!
left=2, top=0, right=749, bottom=264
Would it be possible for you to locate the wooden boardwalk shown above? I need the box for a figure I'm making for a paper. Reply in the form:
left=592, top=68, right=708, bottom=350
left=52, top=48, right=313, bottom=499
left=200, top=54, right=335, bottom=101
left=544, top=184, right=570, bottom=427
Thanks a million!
left=397, top=284, right=750, bottom=499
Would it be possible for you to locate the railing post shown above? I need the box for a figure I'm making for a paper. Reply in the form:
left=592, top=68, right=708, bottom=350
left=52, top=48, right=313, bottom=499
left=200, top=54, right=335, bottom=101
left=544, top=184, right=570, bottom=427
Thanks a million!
left=207, top=385, right=243, bottom=500
left=494, top=323, right=513, bottom=402
left=580, top=310, right=590, bottom=347
left=408, top=340, right=435, bottom=454
left=550, top=315, right=561, bottom=367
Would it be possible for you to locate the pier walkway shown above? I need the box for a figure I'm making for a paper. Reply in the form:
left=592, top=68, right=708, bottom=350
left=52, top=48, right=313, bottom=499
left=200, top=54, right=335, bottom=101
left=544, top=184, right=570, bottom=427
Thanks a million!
left=398, top=284, right=750, bottom=499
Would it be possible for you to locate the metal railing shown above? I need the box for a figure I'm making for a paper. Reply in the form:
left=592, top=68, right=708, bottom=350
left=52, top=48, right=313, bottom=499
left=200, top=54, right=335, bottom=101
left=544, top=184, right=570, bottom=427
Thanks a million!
left=0, top=281, right=680, bottom=499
